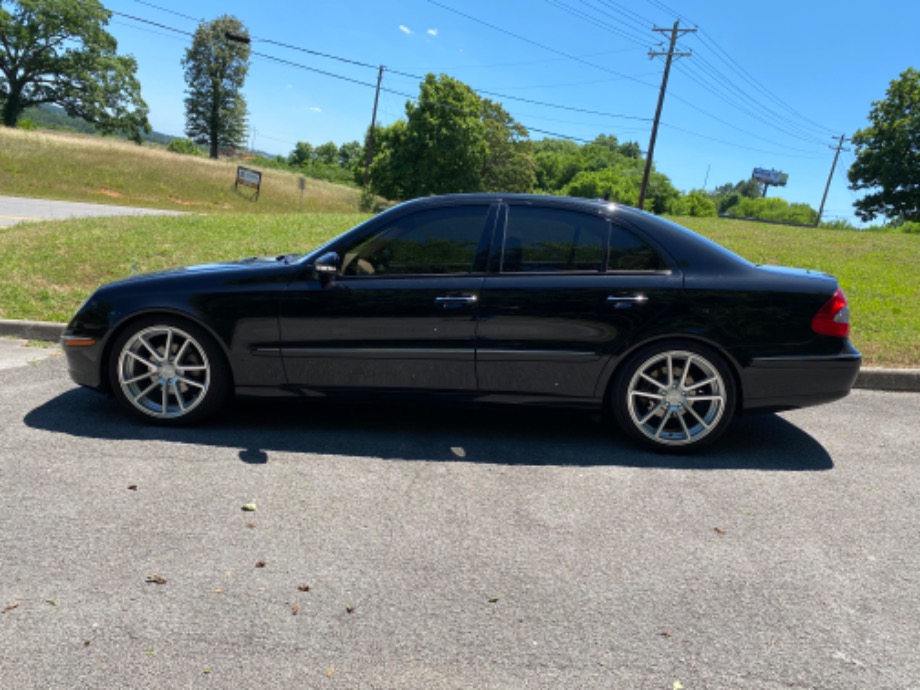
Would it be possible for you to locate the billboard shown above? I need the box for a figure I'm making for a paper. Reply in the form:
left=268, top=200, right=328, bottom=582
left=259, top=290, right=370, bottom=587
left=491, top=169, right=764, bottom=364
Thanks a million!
left=752, top=167, right=789, bottom=186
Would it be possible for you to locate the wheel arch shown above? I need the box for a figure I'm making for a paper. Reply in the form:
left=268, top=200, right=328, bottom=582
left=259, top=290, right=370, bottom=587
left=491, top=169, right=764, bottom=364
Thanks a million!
left=98, top=309, right=235, bottom=395
left=599, top=334, right=745, bottom=415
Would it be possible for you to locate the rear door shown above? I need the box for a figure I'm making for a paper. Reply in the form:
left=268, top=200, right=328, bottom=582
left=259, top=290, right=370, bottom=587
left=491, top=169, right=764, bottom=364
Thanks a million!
left=475, top=202, right=682, bottom=401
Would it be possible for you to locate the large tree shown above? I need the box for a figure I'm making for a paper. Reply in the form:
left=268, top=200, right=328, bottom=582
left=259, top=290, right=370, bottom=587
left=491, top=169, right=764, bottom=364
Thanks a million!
left=848, top=67, right=920, bottom=222
left=0, top=0, right=149, bottom=141
left=368, top=73, right=536, bottom=199
left=182, top=15, right=250, bottom=159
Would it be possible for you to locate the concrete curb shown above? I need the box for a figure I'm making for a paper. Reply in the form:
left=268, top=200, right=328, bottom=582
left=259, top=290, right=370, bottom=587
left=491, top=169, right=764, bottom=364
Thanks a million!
left=0, top=319, right=66, bottom=342
left=2, top=319, right=918, bottom=393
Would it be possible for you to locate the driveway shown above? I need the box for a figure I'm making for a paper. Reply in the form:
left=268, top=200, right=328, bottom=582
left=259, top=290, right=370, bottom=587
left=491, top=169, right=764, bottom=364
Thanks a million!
left=0, top=195, right=185, bottom=227
left=1, top=356, right=919, bottom=688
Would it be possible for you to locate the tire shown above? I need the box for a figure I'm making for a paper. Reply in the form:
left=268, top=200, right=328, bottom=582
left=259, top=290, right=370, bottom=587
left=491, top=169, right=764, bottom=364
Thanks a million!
left=109, top=316, right=231, bottom=425
left=612, top=341, right=735, bottom=451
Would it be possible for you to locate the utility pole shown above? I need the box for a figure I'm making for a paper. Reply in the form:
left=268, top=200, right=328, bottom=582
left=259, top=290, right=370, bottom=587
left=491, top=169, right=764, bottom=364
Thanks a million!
left=815, top=134, right=848, bottom=227
left=363, top=65, right=385, bottom=191
left=637, top=20, right=695, bottom=211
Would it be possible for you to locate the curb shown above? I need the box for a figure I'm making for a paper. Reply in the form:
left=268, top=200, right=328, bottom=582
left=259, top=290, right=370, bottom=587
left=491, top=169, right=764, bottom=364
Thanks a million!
left=2, top=319, right=919, bottom=393
left=0, top=319, right=66, bottom=342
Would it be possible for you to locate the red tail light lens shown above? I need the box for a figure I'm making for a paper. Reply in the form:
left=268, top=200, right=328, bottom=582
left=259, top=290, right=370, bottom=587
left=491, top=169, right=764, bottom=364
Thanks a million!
left=811, top=288, right=850, bottom=337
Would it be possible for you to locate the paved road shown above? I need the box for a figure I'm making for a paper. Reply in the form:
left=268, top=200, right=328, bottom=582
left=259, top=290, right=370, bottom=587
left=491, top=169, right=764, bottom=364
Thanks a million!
left=0, top=195, right=185, bottom=227
left=1, top=356, right=919, bottom=689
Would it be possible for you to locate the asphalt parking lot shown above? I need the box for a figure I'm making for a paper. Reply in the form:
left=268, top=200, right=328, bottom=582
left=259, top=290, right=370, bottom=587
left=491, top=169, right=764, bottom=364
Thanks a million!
left=1, top=353, right=919, bottom=689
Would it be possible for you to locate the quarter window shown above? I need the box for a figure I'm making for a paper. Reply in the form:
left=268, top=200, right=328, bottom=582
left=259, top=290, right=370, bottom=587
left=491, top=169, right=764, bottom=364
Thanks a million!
left=608, top=226, right=666, bottom=271
left=502, top=207, right=607, bottom=273
left=342, top=206, right=489, bottom=276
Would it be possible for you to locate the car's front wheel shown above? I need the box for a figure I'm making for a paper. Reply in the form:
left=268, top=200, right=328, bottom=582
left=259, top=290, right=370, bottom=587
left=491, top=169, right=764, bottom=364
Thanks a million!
left=612, top=341, right=735, bottom=451
left=109, top=317, right=230, bottom=424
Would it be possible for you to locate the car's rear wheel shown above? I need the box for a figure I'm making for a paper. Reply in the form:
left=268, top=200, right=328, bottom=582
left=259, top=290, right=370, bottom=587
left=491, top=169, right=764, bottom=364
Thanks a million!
left=612, top=341, right=735, bottom=451
left=109, top=317, right=230, bottom=424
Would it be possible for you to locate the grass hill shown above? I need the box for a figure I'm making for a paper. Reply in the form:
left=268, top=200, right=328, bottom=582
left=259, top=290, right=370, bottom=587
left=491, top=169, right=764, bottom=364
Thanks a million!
left=0, top=126, right=917, bottom=367
left=0, top=126, right=362, bottom=214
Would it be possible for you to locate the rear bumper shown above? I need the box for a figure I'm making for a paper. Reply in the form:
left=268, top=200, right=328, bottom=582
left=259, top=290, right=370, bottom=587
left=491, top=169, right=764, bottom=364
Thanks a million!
left=741, top=344, right=862, bottom=411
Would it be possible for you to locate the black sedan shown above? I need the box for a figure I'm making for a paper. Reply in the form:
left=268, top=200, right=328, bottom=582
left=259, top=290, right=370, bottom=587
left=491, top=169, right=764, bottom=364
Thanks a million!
left=62, top=194, right=860, bottom=451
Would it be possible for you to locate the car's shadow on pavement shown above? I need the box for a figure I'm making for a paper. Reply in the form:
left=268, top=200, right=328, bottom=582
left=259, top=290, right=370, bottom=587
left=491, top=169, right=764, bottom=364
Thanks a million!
left=25, top=388, right=833, bottom=471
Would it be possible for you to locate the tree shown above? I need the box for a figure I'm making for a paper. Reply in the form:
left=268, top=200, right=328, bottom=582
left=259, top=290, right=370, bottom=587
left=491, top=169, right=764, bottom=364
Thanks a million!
left=0, top=0, right=149, bottom=141
left=480, top=98, right=535, bottom=193
left=314, top=141, right=338, bottom=166
left=288, top=141, right=314, bottom=167
left=337, top=141, right=363, bottom=169
left=710, top=178, right=763, bottom=214
left=848, top=68, right=920, bottom=222
left=563, top=160, right=680, bottom=213
left=182, top=15, right=250, bottom=159
left=370, top=74, right=538, bottom=199
left=399, top=73, right=488, bottom=196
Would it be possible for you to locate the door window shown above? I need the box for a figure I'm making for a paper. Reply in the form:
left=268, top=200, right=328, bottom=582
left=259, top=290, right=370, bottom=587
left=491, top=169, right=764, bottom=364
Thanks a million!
left=341, top=206, right=489, bottom=276
left=501, top=206, right=607, bottom=273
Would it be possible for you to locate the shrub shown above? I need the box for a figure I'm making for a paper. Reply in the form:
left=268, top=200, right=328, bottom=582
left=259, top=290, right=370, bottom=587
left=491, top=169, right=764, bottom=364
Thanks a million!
left=167, top=138, right=202, bottom=156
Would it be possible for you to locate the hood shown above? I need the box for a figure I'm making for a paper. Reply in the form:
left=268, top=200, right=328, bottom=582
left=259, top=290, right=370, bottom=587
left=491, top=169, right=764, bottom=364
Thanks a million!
left=104, top=254, right=301, bottom=288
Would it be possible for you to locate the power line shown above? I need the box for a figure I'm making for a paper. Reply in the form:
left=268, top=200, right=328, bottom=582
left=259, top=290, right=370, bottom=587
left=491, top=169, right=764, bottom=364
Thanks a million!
left=545, top=0, right=651, bottom=47
left=103, top=1, right=833, bottom=163
left=694, top=30, right=837, bottom=137
left=129, top=0, right=201, bottom=23
left=428, top=0, right=660, bottom=90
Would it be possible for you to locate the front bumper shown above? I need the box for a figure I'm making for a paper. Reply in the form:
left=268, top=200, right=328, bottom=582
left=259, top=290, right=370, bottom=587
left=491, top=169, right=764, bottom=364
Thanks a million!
left=61, top=334, right=105, bottom=390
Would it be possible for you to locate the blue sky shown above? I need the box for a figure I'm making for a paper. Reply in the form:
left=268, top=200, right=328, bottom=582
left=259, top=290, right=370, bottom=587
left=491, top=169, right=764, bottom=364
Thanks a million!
left=103, top=0, right=917, bottom=224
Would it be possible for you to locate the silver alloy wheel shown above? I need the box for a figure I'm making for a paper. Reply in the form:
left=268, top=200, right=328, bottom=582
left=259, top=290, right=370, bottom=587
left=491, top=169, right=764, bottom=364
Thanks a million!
left=115, top=324, right=211, bottom=419
left=625, top=349, right=727, bottom=447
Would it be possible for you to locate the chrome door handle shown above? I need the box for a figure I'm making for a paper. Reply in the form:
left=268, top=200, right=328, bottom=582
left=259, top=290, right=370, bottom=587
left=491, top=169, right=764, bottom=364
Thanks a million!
left=435, top=295, right=477, bottom=306
left=606, top=295, right=648, bottom=309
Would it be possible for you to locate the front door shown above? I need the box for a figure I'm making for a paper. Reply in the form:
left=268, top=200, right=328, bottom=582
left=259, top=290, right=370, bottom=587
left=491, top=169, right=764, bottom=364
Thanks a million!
left=279, top=204, right=495, bottom=393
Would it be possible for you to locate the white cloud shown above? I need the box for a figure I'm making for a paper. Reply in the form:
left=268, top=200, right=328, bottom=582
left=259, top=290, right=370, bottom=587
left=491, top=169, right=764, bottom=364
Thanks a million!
left=308, top=106, right=322, bottom=113
left=399, top=25, right=412, bottom=35
left=427, top=28, right=438, bottom=37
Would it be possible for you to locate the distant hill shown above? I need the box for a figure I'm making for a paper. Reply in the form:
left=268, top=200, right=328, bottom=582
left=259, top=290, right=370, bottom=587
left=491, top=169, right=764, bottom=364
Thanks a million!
left=22, top=104, right=175, bottom=146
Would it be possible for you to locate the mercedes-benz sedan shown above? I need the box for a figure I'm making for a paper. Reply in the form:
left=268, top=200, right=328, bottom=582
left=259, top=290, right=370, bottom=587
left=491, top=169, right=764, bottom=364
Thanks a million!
left=62, top=194, right=861, bottom=451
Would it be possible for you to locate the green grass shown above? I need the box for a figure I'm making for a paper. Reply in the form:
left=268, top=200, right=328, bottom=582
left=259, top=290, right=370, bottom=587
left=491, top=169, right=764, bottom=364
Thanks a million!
left=0, top=127, right=363, bottom=214
left=672, top=216, right=920, bottom=367
left=0, top=213, right=366, bottom=322
left=1, top=127, right=916, bottom=367
left=1, top=212, right=917, bottom=367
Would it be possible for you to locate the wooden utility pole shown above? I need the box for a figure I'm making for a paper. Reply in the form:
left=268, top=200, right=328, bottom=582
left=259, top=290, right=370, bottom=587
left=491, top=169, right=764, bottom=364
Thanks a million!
left=637, top=20, right=695, bottom=211
left=363, top=65, right=385, bottom=191
left=815, top=134, right=848, bottom=227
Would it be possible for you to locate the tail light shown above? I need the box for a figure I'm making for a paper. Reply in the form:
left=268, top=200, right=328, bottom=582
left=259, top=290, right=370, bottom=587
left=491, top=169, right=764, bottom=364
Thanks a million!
left=811, top=288, right=850, bottom=338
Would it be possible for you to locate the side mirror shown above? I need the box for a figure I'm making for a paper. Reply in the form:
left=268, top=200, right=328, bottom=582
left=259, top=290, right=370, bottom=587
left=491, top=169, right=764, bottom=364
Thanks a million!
left=313, top=251, right=340, bottom=277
